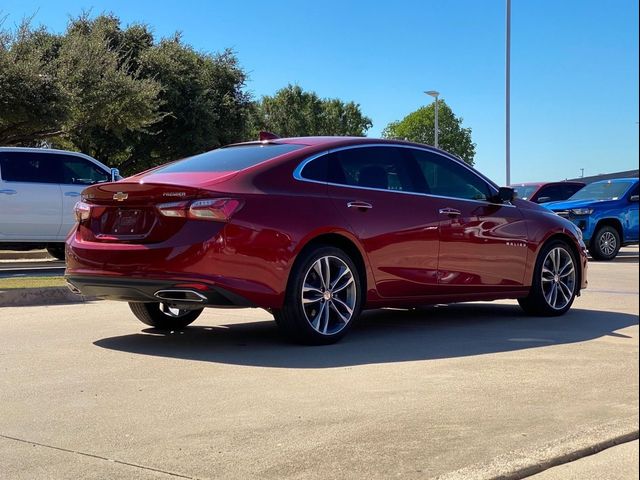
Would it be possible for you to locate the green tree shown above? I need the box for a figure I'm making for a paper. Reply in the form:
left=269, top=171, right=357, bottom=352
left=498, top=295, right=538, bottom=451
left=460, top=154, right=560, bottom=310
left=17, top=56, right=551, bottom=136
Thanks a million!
left=251, top=84, right=372, bottom=137
left=382, top=100, right=476, bottom=165
left=0, top=14, right=252, bottom=174
left=0, top=21, right=67, bottom=145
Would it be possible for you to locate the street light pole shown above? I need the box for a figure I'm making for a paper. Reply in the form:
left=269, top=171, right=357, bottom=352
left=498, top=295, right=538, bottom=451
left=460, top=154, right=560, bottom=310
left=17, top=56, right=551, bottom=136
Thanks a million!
left=425, top=90, right=440, bottom=148
left=505, top=0, right=511, bottom=185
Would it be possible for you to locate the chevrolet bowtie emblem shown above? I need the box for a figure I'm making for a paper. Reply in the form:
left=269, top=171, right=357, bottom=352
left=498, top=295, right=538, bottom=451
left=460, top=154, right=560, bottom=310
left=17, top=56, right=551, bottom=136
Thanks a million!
left=113, top=192, right=128, bottom=202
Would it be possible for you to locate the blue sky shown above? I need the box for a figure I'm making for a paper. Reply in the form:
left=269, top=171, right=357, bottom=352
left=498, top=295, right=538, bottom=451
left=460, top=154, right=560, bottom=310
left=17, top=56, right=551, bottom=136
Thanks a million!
left=2, top=0, right=638, bottom=184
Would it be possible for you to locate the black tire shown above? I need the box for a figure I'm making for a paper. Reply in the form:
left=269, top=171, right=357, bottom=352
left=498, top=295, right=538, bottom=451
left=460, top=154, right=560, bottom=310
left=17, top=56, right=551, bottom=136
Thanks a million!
left=518, top=240, right=578, bottom=316
left=273, top=245, right=363, bottom=345
left=46, top=244, right=66, bottom=260
left=128, top=302, right=203, bottom=330
left=589, top=225, right=621, bottom=261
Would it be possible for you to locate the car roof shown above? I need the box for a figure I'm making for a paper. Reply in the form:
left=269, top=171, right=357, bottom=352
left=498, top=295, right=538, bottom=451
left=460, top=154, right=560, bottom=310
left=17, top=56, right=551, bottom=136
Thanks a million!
left=511, top=181, right=584, bottom=186
left=590, top=177, right=638, bottom=184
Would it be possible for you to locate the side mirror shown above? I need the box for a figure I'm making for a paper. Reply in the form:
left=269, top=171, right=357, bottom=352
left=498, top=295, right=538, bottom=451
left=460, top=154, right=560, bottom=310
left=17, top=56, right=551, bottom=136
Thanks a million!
left=493, top=186, right=515, bottom=204
left=110, top=168, right=120, bottom=182
left=537, top=196, right=551, bottom=204
left=630, top=195, right=639, bottom=202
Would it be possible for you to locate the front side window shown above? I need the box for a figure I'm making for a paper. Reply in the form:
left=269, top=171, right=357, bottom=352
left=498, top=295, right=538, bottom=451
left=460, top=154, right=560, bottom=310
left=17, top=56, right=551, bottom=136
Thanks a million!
left=0, top=152, right=62, bottom=184
left=328, top=147, right=416, bottom=192
left=409, top=149, right=492, bottom=201
left=61, top=156, right=110, bottom=185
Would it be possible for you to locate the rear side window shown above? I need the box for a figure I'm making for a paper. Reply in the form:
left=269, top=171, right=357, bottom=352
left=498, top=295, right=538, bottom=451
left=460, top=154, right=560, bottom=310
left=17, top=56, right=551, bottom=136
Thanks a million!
left=329, top=147, right=417, bottom=192
left=409, top=149, right=492, bottom=201
left=154, top=144, right=304, bottom=174
left=61, top=156, right=110, bottom=185
left=0, top=152, right=62, bottom=184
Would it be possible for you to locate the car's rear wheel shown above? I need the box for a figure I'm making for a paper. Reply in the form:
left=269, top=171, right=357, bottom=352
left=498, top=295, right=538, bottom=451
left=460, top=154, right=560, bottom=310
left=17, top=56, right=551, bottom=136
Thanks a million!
left=518, top=240, right=578, bottom=316
left=273, top=246, right=362, bottom=345
left=589, top=225, right=620, bottom=261
left=46, top=244, right=65, bottom=260
left=129, top=302, right=203, bottom=330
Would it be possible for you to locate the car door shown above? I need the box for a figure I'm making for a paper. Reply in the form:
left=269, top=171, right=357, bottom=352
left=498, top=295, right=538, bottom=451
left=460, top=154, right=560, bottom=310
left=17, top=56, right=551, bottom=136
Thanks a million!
left=408, top=149, right=529, bottom=293
left=302, top=146, right=441, bottom=297
left=0, top=151, right=63, bottom=240
left=59, top=154, right=110, bottom=237
left=625, top=183, right=639, bottom=242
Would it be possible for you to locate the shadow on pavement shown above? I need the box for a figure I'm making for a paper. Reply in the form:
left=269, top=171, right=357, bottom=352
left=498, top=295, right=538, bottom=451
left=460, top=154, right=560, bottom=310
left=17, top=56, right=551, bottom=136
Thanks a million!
left=93, top=303, right=639, bottom=369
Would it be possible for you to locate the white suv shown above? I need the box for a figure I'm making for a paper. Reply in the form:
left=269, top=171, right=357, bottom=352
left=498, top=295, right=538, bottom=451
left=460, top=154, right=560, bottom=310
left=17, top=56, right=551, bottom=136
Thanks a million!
left=0, top=147, right=119, bottom=259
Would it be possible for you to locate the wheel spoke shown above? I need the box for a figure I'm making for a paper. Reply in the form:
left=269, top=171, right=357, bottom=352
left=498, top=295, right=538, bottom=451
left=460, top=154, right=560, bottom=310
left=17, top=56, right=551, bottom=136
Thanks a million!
left=322, top=257, right=331, bottom=290
left=333, top=275, right=355, bottom=293
left=312, top=260, right=325, bottom=289
left=329, top=301, right=350, bottom=323
left=332, top=297, right=354, bottom=317
left=330, top=266, right=350, bottom=290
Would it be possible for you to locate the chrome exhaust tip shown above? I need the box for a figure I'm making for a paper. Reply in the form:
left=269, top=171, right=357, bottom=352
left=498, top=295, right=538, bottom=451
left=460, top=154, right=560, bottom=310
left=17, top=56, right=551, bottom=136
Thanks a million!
left=153, top=289, right=208, bottom=303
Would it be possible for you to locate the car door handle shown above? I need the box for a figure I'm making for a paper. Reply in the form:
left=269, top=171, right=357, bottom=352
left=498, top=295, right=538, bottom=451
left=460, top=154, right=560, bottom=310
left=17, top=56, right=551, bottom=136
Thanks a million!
left=347, top=201, right=373, bottom=210
left=0, top=189, right=17, bottom=195
left=439, top=208, right=462, bottom=216
left=64, top=191, right=82, bottom=197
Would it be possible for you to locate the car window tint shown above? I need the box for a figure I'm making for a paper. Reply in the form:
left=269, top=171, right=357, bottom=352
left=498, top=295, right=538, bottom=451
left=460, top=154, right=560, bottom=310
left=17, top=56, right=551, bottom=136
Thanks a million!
left=0, top=152, right=62, bottom=184
left=409, top=149, right=491, bottom=201
left=61, top=156, right=109, bottom=185
left=300, top=154, right=329, bottom=182
left=155, top=144, right=303, bottom=174
left=565, top=184, right=584, bottom=197
left=329, top=147, right=416, bottom=192
left=537, top=185, right=565, bottom=202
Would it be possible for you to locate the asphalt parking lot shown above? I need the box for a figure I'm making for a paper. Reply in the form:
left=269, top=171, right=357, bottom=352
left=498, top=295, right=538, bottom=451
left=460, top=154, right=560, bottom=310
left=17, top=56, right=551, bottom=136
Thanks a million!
left=1, top=248, right=638, bottom=479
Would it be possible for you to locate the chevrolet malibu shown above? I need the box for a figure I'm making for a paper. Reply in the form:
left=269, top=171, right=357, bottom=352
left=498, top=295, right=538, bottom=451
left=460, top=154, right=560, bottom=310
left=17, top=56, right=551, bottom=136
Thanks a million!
left=65, top=137, right=588, bottom=344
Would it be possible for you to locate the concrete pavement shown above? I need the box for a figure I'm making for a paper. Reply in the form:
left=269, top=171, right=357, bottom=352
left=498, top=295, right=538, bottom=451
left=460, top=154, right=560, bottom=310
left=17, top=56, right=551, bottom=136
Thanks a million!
left=0, top=254, right=638, bottom=479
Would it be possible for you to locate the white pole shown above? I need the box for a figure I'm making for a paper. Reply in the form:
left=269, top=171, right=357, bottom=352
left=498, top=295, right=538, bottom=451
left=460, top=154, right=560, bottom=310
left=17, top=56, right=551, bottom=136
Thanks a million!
left=506, top=0, right=511, bottom=185
left=434, top=95, right=439, bottom=148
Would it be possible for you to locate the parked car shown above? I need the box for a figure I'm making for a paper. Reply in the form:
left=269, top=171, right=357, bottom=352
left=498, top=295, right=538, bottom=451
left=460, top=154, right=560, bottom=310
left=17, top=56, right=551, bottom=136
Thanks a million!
left=511, top=181, right=585, bottom=203
left=0, top=147, right=120, bottom=259
left=543, top=178, right=639, bottom=260
left=65, top=137, right=588, bottom=344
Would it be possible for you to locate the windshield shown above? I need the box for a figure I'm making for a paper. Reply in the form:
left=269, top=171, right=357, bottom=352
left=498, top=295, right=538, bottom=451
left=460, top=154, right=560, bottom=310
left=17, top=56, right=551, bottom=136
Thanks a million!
left=569, top=180, right=634, bottom=201
left=512, top=185, right=539, bottom=200
left=154, top=143, right=303, bottom=174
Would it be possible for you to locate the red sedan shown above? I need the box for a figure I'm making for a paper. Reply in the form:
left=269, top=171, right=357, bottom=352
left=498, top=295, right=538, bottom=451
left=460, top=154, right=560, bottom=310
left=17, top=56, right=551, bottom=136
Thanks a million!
left=65, top=137, right=588, bottom=344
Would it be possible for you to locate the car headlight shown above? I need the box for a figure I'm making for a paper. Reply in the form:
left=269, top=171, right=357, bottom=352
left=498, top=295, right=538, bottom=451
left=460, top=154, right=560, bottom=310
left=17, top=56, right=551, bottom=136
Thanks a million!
left=570, top=208, right=593, bottom=215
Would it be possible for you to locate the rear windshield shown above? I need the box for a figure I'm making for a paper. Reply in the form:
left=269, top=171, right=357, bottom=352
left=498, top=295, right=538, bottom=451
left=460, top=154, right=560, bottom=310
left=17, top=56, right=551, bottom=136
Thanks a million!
left=154, top=144, right=303, bottom=174
left=512, top=184, right=539, bottom=200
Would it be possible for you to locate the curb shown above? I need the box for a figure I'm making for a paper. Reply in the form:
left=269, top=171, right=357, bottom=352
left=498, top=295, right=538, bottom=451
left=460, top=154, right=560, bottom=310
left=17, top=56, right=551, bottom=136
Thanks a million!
left=0, top=287, right=96, bottom=307
left=435, top=418, right=639, bottom=480
left=0, top=250, right=53, bottom=261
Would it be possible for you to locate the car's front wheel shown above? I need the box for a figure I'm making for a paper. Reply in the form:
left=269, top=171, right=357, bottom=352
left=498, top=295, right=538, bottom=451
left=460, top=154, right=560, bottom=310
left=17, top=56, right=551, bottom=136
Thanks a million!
left=518, top=240, right=578, bottom=316
left=589, top=225, right=621, bottom=261
left=273, top=246, right=363, bottom=345
left=129, top=302, right=203, bottom=330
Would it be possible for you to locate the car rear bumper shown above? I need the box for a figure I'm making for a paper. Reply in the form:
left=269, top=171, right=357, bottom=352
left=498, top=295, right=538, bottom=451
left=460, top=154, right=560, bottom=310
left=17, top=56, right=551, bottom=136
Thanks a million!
left=65, top=275, right=256, bottom=308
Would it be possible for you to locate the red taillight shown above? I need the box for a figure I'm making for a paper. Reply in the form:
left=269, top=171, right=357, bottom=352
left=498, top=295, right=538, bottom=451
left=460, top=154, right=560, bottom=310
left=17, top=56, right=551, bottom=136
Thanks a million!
left=74, top=201, right=91, bottom=222
left=157, top=198, right=242, bottom=222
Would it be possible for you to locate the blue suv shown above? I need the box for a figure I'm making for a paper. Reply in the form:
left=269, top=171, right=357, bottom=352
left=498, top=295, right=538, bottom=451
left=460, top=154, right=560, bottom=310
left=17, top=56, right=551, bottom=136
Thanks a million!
left=544, top=178, right=639, bottom=260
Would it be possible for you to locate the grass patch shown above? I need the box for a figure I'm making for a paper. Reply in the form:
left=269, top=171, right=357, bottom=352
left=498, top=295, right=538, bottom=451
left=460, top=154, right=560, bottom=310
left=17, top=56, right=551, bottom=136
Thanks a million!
left=0, top=276, right=66, bottom=290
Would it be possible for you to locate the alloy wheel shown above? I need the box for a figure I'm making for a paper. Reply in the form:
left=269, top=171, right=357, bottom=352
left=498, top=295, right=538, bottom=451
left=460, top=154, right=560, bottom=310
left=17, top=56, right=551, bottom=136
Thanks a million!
left=598, top=231, right=617, bottom=257
left=541, top=247, right=576, bottom=310
left=301, top=256, right=357, bottom=335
